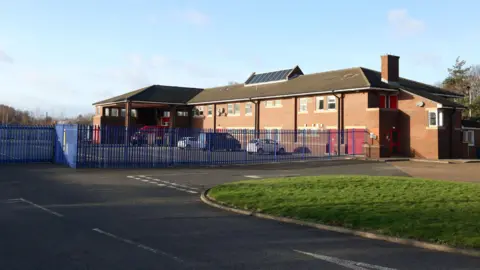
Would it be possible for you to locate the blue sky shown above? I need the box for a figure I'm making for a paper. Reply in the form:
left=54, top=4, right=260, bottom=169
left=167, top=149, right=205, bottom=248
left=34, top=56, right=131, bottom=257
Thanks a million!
left=1, top=0, right=479, bottom=117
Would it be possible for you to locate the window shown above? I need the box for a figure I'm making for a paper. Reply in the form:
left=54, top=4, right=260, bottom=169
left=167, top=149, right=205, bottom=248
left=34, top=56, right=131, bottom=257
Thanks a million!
left=121, top=109, right=126, bottom=117
left=111, top=108, right=119, bottom=117
left=428, top=111, right=437, bottom=126
left=428, top=110, right=443, bottom=127
left=316, top=97, right=324, bottom=110
left=234, top=103, right=240, bottom=115
left=96, top=107, right=101, bottom=115
left=177, top=111, right=188, bottom=117
left=327, top=96, right=336, bottom=109
left=389, top=95, right=398, bottom=109
left=299, top=98, right=308, bottom=112
left=193, top=106, right=204, bottom=117
left=228, top=104, right=240, bottom=115
left=162, top=111, right=170, bottom=117
left=104, top=108, right=110, bottom=116
left=463, top=130, right=475, bottom=146
left=265, top=100, right=281, bottom=108
left=245, top=102, right=253, bottom=115
left=131, top=109, right=137, bottom=118
left=379, top=95, right=386, bottom=108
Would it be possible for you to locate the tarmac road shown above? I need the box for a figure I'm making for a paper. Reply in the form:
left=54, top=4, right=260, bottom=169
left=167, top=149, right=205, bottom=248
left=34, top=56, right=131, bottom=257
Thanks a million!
left=0, top=160, right=479, bottom=270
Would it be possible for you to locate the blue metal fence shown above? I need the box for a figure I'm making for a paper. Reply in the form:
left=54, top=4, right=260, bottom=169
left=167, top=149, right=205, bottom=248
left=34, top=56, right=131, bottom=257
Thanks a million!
left=0, top=125, right=55, bottom=164
left=54, top=124, right=78, bottom=168
left=76, top=125, right=368, bottom=169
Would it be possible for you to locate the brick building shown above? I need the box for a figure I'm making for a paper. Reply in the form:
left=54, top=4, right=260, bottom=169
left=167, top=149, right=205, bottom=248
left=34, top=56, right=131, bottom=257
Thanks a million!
left=93, top=54, right=474, bottom=159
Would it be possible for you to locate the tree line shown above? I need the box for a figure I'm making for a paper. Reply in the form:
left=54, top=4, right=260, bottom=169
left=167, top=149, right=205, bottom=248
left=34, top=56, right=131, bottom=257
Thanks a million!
left=441, top=57, right=480, bottom=119
left=0, top=104, right=94, bottom=125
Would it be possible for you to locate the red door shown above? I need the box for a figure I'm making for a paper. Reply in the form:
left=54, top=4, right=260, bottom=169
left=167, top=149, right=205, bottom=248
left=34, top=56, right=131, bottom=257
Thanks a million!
left=389, top=128, right=400, bottom=154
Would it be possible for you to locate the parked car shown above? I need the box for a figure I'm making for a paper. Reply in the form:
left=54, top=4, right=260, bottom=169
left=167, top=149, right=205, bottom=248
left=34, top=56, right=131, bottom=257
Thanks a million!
left=131, top=126, right=168, bottom=146
left=177, top=137, right=202, bottom=149
left=198, top=132, right=241, bottom=151
left=247, top=138, right=286, bottom=154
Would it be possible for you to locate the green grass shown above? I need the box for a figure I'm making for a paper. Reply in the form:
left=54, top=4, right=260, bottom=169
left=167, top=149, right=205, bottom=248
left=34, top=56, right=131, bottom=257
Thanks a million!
left=208, top=175, right=480, bottom=249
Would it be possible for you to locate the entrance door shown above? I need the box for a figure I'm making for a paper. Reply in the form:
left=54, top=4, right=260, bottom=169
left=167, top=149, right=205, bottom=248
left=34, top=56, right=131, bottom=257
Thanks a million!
left=390, top=129, right=400, bottom=154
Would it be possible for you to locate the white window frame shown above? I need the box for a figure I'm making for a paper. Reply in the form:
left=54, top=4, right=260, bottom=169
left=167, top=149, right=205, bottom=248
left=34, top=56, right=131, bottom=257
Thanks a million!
left=131, top=109, right=137, bottom=118
left=245, top=102, right=253, bottom=116
left=227, top=104, right=234, bottom=115
left=299, top=98, right=308, bottom=112
left=177, top=111, right=188, bottom=117
left=316, top=97, right=324, bottom=111
left=207, top=105, right=213, bottom=117
left=265, top=100, right=281, bottom=108
left=327, top=96, right=336, bottom=110
left=104, top=108, right=110, bottom=116
left=427, top=109, right=443, bottom=127
left=234, top=103, right=240, bottom=115
left=111, top=108, right=119, bottom=117
left=463, top=130, right=475, bottom=146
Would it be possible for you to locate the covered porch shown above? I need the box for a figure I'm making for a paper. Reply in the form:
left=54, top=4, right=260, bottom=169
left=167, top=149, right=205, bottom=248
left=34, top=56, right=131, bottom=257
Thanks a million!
left=92, top=84, right=204, bottom=128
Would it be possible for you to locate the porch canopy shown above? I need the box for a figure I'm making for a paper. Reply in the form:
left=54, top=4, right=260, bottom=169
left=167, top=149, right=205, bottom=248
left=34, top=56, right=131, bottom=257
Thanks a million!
left=93, top=85, right=203, bottom=126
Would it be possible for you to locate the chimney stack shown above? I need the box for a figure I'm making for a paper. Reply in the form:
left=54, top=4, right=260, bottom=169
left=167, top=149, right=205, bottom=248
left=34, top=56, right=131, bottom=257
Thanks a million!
left=381, top=54, right=400, bottom=84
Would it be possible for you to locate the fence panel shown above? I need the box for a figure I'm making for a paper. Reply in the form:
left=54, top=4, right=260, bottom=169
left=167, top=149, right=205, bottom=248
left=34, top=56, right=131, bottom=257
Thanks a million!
left=75, top=125, right=368, bottom=169
left=0, top=125, right=55, bottom=164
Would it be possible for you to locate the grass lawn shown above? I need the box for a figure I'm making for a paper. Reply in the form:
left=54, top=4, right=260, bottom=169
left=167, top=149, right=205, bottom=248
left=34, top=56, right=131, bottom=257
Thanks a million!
left=208, top=175, right=480, bottom=249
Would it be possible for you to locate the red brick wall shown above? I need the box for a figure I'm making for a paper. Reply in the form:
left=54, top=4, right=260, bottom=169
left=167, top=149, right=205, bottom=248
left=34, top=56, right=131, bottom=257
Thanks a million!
left=397, top=90, right=439, bottom=159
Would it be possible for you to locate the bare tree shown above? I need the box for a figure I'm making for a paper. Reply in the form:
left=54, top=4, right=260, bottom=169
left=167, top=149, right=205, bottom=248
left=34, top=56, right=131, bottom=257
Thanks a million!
left=469, top=64, right=480, bottom=100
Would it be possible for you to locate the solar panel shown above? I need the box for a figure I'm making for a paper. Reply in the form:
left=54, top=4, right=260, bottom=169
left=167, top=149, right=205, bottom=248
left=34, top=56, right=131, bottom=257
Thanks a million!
left=245, top=68, right=294, bottom=85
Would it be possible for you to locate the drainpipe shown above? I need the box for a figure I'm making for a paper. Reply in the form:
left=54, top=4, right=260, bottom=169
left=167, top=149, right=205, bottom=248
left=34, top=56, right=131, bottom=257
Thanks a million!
left=250, top=98, right=260, bottom=138
left=449, top=107, right=456, bottom=158
left=332, top=91, right=342, bottom=156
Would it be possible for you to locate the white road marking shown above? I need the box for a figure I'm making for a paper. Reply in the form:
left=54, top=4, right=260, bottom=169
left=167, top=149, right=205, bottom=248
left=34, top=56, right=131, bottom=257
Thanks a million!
left=127, top=175, right=199, bottom=194
left=294, top=250, right=397, bottom=270
left=156, top=172, right=208, bottom=177
left=4, top=198, right=23, bottom=203
left=15, top=198, right=64, bottom=217
left=92, top=228, right=184, bottom=263
left=244, top=175, right=261, bottom=178
left=142, top=176, right=199, bottom=191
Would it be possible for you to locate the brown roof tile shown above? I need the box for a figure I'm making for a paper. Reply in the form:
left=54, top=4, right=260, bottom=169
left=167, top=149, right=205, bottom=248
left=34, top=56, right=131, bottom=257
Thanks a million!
left=188, top=67, right=371, bottom=104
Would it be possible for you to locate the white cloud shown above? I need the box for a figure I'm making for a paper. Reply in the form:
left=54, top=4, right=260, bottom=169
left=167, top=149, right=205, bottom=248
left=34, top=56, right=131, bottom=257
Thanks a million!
left=176, top=9, right=210, bottom=26
left=0, top=49, right=13, bottom=63
left=387, top=9, right=425, bottom=37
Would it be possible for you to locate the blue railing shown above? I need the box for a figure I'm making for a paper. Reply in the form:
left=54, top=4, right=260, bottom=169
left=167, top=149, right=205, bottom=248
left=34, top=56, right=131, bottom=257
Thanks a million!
left=76, top=125, right=368, bottom=169
left=0, top=125, right=56, bottom=164
left=0, top=124, right=369, bottom=168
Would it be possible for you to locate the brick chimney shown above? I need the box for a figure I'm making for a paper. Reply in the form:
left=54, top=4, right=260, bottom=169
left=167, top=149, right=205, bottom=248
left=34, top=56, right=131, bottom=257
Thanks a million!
left=381, top=54, right=400, bottom=84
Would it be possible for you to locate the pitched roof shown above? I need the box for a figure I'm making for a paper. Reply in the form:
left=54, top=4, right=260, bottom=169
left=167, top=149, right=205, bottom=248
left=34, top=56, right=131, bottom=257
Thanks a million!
left=93, top=85, right=203, bottom=105
left=188, top=67, right=373, bottom=104
left=188, top=67, right=464, bottom=108
left=93, top=66, right=465, bottom=108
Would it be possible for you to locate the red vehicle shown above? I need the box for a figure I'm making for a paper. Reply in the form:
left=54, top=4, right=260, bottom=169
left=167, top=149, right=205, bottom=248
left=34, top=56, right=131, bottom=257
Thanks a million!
left=131, top=126, right=169, bottom=145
